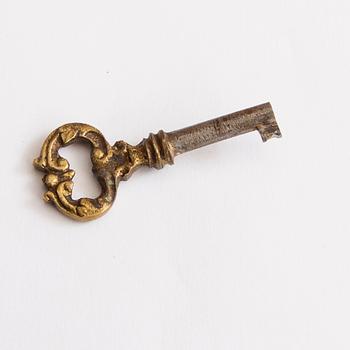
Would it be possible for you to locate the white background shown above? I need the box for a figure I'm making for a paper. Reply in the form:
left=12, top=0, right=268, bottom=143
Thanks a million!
left=1, top=0, right=349, bottom=349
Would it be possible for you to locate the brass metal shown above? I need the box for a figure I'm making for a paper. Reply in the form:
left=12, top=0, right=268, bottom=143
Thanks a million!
left=34, top=102, right=281, bottom=221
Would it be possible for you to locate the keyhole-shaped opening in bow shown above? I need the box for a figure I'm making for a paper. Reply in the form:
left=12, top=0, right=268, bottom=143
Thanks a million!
left=59, top=142, right=101, bottom=200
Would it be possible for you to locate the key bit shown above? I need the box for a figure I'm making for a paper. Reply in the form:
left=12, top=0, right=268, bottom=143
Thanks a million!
left=33, top=102, right=281, bottom=221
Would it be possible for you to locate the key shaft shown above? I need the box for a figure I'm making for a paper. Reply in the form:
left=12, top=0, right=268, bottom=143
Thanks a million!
left=168, top=103, right=280, bottom=155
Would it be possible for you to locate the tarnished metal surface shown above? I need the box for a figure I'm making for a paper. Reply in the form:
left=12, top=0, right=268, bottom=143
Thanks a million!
left=34, top=102, right=281, bottom=221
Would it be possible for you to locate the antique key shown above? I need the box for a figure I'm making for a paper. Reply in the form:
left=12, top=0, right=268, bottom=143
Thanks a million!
left=34, top=102, right=281, bottom=221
